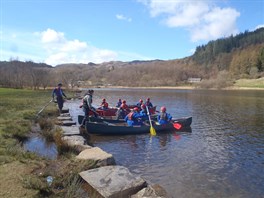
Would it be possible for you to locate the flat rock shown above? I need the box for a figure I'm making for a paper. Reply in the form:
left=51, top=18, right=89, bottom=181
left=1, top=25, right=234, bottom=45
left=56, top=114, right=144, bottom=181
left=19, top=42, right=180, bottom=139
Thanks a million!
left=61, top=107, right=69, bottom=113
left=59, top=113, right=71, bottom=117
left=62, top=120, right=76, bottom=126
left=131, top=184, right=168, bottom=198
left=62, top=135, right=87, bottom=146
left=79, top=165, right=147, bottom=198
left=76, top=147, right=115, bottom=166
left=60, top=126, right=80, bottom=136
left=57, top=116, right=72, bottom=121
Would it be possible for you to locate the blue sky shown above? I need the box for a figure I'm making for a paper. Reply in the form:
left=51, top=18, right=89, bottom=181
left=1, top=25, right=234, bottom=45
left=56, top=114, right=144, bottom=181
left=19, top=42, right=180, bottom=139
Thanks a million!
left=0, top=0, right=263, bottom=66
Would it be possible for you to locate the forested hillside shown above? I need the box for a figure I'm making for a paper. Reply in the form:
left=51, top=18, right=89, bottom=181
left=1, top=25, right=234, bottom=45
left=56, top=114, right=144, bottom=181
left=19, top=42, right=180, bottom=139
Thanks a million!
left=1, top=28, right=264, bottom=89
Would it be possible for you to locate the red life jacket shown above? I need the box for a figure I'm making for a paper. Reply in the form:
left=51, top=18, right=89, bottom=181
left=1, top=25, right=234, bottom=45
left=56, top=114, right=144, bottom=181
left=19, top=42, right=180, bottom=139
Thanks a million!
left=103, top=102, right=108, bottom=108
left=127, top=112, right=134, bottom=120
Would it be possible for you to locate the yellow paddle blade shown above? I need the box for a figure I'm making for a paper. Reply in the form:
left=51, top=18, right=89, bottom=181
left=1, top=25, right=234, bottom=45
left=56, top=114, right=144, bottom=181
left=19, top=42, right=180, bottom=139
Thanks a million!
left=150, top=126, right=156, bottom=136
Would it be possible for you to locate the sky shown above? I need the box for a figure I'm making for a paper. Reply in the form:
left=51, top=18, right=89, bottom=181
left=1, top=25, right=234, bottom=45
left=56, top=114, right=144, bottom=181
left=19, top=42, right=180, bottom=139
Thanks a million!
left=0, top=0, right=263, bottom=66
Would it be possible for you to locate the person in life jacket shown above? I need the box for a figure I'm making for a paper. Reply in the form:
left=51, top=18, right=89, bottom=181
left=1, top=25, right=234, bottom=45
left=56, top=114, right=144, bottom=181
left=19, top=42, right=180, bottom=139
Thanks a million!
left=116, top=98, right=122, bottom=108
left=52, top=83, right=67, bottom=113
left=157, top=106, right=172, bottom=125
left=145, top=98, right=153, bottom=108
left=139, top=104, right=148, bottom=120
left=136, top=99, right=143, bottom=109
left=116, top=101, right=129, bottom=120
left=124, top=107, right=143, bottom=126
left=99, top=98, right=109, bottom=110
left=80, top=89, right=97, bottom=128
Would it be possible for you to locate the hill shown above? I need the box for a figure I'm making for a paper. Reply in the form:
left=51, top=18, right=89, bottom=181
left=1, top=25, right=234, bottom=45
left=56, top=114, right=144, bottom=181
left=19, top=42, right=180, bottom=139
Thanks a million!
left=0, top=28, right=264, bottom=89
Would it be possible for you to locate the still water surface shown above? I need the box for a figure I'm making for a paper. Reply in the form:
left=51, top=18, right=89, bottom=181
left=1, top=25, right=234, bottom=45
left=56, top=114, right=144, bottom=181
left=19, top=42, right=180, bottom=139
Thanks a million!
left=69, top=88, right=264, bottom=198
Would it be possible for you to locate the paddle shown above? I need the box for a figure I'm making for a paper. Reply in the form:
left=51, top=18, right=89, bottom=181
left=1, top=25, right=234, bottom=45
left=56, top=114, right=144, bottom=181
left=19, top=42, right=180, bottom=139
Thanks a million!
left=173, top=121, right=182, bottom=130
left=146, top=106, right=156, bottom=136
left=36, top=99, right=53, bottom=118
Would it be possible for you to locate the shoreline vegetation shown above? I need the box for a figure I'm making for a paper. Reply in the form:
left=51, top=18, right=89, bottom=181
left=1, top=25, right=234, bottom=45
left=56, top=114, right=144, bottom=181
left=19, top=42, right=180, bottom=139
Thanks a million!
left=88, top=77, right=264, bottom=90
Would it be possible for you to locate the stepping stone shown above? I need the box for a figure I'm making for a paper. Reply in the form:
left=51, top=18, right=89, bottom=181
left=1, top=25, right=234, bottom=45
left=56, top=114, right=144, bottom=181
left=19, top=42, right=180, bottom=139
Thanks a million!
left=131, top=184, right=168, bottom=198
left=60, top=126, right=80, bottom=136
left=79, top=165, right=147, bottom=198
left=62, top=120, right=76, bottom=126
left=60, top=113, right=71, bottom=117
left=61, top=107, right=69, bottom=113
left=57, top=116, right=72, bottom=121
left=62, top=135, right=87, bottom=146
left=76, top=147, right=115, bottom=166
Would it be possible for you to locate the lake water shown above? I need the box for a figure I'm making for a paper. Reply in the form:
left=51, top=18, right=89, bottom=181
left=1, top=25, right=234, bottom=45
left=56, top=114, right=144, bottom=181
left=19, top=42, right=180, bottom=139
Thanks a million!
left=68, top=88, right=264, bottom=198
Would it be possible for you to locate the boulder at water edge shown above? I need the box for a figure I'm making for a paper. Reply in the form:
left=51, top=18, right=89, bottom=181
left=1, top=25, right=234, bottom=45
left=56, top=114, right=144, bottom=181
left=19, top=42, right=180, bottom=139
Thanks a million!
left=79, top=165, right=147, bottom=198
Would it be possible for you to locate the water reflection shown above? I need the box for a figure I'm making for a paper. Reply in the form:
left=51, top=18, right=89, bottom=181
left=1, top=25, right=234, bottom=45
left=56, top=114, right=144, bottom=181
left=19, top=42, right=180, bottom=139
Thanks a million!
left=23, top=135, right=57, bottom=160
left=68, top=89, right=264, bottom=198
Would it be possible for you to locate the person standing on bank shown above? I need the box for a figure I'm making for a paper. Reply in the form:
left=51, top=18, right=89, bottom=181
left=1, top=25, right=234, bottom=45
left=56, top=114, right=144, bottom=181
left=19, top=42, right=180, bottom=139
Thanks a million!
left=52, top=83, right=67, bottom=114
left=80, top=89, right=96, bottom=128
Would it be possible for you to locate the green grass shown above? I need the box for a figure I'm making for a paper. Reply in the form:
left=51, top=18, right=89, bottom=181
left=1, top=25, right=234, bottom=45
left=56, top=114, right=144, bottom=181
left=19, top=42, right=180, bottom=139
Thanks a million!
left=234, top=77, right=264, bottom=88
left=0, top=88, right=57, bottom=145
left=0, top=88, right=97, bottom=197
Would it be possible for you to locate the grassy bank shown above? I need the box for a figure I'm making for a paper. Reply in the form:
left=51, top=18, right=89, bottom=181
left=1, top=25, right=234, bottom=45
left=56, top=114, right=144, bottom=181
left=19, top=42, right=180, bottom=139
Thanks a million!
left=233, top=77, right=264, bottom=89
left=0, top=88, right=97, bottom=198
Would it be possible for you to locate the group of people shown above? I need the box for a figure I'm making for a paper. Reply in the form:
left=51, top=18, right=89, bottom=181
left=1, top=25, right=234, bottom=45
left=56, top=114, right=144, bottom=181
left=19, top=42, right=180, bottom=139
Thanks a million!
left=124, top=105, right=172, bottom=126
left=52, top=83, right=172, bottom=128
left=116, top=98, right=172, bottom=126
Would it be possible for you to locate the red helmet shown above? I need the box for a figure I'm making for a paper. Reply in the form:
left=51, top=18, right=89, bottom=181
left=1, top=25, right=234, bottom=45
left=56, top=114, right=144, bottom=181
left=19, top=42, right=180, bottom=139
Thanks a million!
left=141, top=104, right=146, bottom=109
left=122, top=100, right=126, bottom=103
left=161, top=106, right=166, bottom=112
left=133, top=107, right=139, bottom=112
left=139, top=99, right=143, bottom=103
left=102, top=98, right=106, bottom=102
left=120, top=104, right=126, bottom=109
left=147, top=98, right=150, bottom=101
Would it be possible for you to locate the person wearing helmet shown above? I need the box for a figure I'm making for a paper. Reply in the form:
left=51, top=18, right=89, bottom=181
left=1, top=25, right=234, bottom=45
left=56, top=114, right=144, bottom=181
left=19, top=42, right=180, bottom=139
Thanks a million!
left=139, top=104, right=148, bottom=120
left=80, top=89, right=97, bottom=128
left=158, top=106, right=172, bottom=125
left=145, top=98, right=153, bottom=108
left=136, top=99, right=143, bottom=109
left=116, top=102, right=129, bottom=120
left=52, top=83, right=67, bottom=114
left=100, top=98, right=109, bottom=110
left=124, top=107, right=143, bottom=126
left=116, top=98, right=122, bottom=108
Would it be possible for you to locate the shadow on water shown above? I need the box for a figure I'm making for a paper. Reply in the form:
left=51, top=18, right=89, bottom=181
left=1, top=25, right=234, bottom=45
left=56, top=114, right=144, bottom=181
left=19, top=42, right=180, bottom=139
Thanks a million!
left=23, top=134, right=58, bottom=160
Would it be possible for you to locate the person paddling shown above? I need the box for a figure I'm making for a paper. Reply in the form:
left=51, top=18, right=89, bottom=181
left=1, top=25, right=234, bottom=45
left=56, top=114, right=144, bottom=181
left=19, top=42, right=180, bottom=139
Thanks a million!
left=139, top=104, right=148, bottom=121
left=157, top=106, right=172, bottom=125
left=52, top=83, right=67, bottom=114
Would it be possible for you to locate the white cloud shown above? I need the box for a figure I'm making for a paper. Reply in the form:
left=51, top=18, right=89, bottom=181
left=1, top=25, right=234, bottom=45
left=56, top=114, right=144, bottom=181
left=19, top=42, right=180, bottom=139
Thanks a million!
left=139, top=0, right=240, bottom=42
left=35, top=28, right=118, bottom=66
left=2, top=28, right=149, bottom=65
left=40, top=28, right=65, bottom=43
left=116, top=14, right=132, bottom=22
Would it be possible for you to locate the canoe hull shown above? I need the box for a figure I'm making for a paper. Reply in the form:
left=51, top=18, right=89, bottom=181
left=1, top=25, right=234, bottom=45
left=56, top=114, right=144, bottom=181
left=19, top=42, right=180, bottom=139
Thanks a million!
left=85, top=117, right=192, bottom=135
